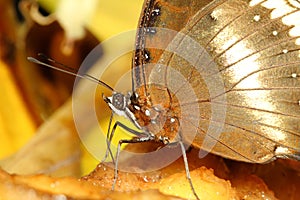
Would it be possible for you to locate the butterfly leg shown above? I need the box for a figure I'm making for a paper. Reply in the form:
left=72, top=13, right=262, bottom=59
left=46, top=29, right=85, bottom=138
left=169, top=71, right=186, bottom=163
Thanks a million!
left=101, top=113, right=115, bottom=163
left=179, top=141, right=200, bottom=200
left=107, top=121, right=153, bottom=190
left=164, top=139, right=200, bottom=200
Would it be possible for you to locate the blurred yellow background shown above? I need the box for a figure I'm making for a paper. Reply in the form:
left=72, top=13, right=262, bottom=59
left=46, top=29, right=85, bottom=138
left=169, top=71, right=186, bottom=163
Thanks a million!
left=0, top=0, right=143, bottom=175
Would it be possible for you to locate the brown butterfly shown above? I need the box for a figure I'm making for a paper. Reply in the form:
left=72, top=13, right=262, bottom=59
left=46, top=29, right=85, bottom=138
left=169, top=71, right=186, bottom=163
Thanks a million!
left=133, top=0, right=300, bottom=162
left=29, top=0, right=300, bottom=199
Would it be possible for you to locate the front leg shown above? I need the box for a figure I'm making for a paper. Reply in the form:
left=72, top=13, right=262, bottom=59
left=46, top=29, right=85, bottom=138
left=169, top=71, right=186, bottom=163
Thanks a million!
left=102, top=117, right=150, bottom=163
left=112, top=135, right=154, bottom=190
left=102, top=113, right=115, bottom=163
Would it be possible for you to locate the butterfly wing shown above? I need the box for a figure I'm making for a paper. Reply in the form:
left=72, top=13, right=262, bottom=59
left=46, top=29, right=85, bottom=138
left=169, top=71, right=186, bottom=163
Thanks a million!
left=133, top=0, right=300, bottom=163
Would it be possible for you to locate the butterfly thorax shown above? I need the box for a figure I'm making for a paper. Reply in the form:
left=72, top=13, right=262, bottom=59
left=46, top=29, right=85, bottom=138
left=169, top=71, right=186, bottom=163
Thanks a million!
left=129, top=85, right=182, bottom=144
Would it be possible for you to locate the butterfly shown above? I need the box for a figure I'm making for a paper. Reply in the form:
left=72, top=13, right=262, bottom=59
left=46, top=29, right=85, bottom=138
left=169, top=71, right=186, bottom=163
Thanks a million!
left=29, top=0, right=300, bottom=199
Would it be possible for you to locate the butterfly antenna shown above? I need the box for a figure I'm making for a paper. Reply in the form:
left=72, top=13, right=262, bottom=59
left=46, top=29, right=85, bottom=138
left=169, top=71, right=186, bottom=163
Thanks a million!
left=27, top=53, right=114, bottom=91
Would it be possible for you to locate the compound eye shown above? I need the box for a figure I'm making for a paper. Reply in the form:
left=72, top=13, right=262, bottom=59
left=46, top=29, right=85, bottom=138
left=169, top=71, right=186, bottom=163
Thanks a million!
left=112, top=93, right=126, bottom=110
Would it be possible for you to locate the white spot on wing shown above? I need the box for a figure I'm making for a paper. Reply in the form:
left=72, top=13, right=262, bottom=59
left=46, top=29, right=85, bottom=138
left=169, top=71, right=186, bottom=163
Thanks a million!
left=253, top=14, right=261, bottom=21
left=250, top=0, right=300, bottom=54
left=272, top=30, right=278, bottom=36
